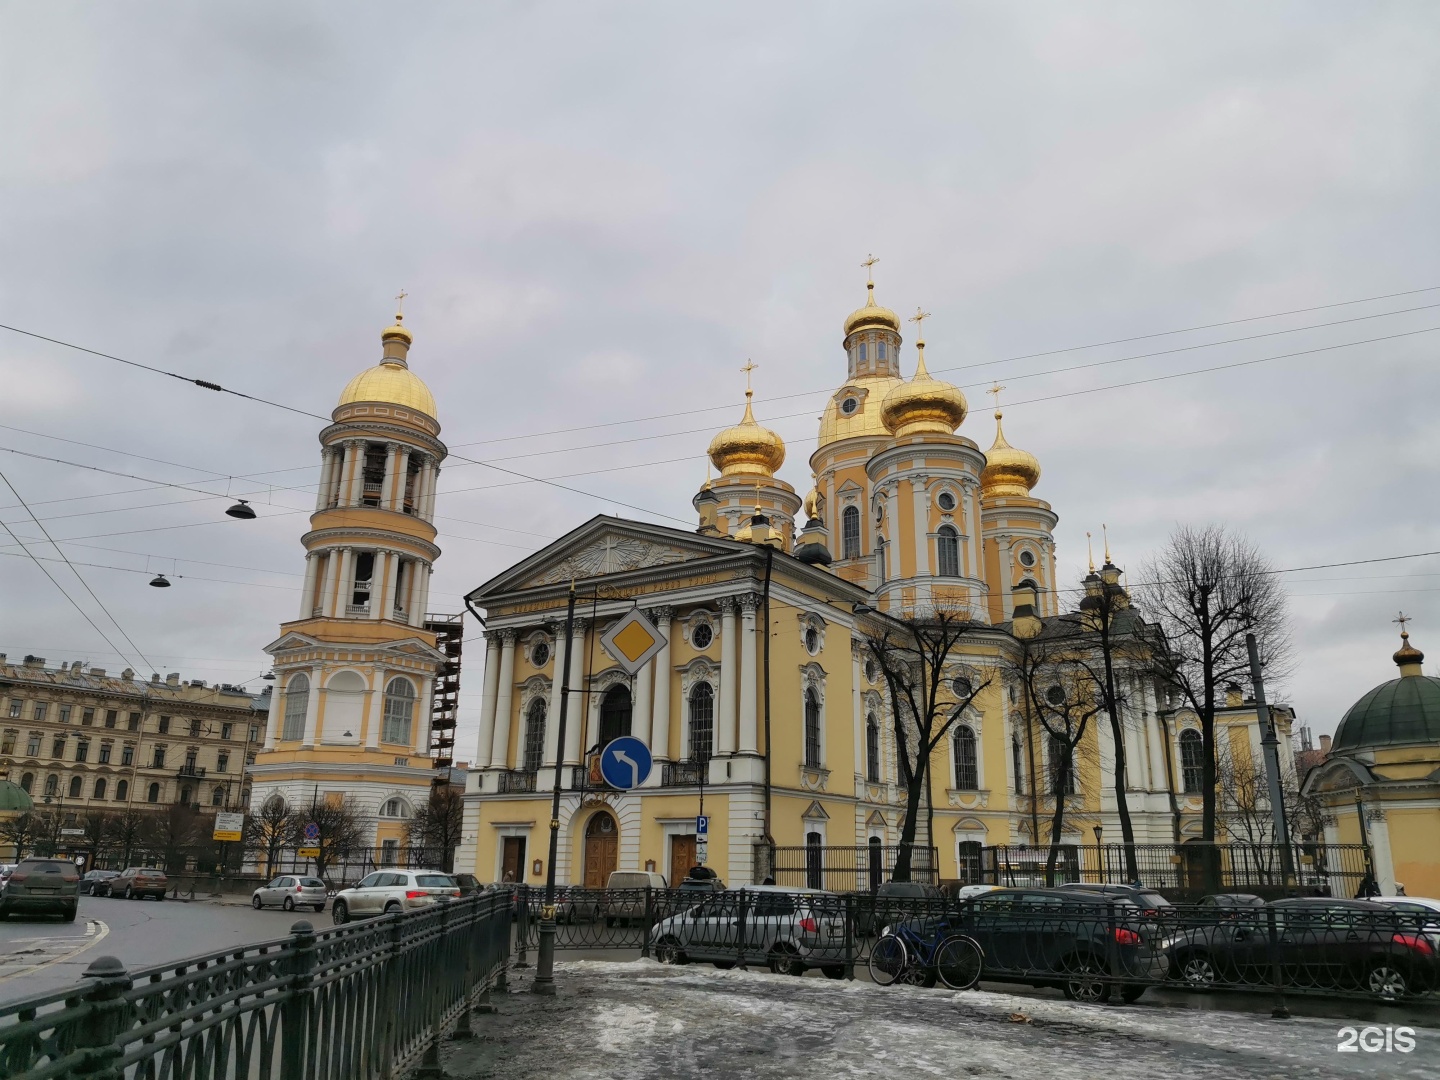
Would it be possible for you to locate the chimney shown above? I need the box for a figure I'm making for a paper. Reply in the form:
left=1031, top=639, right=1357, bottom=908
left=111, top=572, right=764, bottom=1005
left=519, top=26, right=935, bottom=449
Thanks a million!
left=1011, top=582, right=1043, bottom=640
left=150, top=673, right=161, bottom=684
left=90, top=668, right=106, bottom=677
left=1319, top=734, right=1332, bottom=756
left=1224, top=682, right=1243, bottom=708
left=121, top=669, right=134, bottom=681
left=166, top=673, right=180, bottom=686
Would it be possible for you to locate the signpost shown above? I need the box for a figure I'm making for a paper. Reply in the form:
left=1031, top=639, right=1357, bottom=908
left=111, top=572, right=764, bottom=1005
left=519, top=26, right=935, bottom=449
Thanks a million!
left=212, top=812, right=244, bottom=843
left=299, top=821, right=321, bottom=859
left=696, top=815, right=708, bottom=836
left=598, top=736, right=653, bottom=790
left=598, top=608, right=667, bottom=675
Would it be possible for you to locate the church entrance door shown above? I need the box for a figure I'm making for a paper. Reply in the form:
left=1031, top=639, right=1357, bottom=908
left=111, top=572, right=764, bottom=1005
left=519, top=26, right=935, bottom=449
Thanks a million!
left=584, top=812, right=618, bottom=888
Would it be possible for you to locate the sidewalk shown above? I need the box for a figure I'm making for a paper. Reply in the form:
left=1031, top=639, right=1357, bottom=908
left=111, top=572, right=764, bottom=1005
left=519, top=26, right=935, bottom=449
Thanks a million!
left=442, top=960, right=1440, bottom=1080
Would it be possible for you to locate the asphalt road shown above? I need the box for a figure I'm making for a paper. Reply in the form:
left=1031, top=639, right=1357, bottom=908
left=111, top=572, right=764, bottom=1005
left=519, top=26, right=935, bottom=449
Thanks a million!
left=0, top=894, right=320, bottom=1004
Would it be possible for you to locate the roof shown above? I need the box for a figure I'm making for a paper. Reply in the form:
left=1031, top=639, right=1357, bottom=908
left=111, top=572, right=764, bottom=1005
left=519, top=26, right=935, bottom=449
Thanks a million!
left=1332, top=674, right=1440, bottom=752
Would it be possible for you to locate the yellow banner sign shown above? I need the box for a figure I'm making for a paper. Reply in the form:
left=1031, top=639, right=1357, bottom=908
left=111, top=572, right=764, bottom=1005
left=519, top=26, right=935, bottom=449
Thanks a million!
left=297, top=847, right=321, bottom=858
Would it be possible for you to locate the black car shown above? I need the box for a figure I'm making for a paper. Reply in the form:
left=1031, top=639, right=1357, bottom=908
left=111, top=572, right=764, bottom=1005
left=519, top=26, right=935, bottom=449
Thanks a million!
left=857, top=881, right=945, bottom=937
left=453, top=874, right=483, bottom=897
left=80, top=869, right=122, bottom=897
left=954, top=887, right=1166, bottom=1003
left=0, top=858, right=81, bottom=921
left=1161, top=898, right=1438, bottom=1000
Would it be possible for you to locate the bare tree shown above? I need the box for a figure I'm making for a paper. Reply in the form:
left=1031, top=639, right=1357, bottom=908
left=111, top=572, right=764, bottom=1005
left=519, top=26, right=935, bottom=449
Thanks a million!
left=246, top=796, right=298, bottom=876
left=81, top=811, right=112, bottom=859
left=406, top=783, right=465, bottom=873
left=866, top=605, right=991, bottom=882
left=1141, top=525, right=1291, bottom=847
left=0, top=812, right=45, bottom=861
left=146, top=805, right=203, bottom=874
left=104, top=809, right=149, bottom=868
left=301, top=796, right=369, bottom=881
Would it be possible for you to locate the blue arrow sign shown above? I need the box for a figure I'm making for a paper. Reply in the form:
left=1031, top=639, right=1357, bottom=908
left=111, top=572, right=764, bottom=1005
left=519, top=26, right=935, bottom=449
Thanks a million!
left=599, top=736, right=653, bottom=790
left=696, top=815, right=709, bottom=836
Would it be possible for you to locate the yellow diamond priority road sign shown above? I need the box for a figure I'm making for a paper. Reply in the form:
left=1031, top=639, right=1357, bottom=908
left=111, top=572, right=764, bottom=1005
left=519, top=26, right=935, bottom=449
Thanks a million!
left=600, top=607, right=667, bottom=675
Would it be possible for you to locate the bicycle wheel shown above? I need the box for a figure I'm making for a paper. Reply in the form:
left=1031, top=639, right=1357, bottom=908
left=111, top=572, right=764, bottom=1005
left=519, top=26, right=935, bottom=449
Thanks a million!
left=934, top=934, right=984, bottom=991
left=868, top=933, right=909, bottom=986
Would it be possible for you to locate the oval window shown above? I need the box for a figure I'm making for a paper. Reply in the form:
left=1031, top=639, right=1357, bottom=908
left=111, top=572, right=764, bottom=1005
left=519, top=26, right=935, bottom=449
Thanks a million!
left=953, top=676, right=973, bottom=698
left=840, top=397, right=859, bottom=416
left=531, top=641, right=551, bottom=667
left=805, top=627, right=820, bottom=655
left=936, top=492, right=956, bottom=512
left=864, top=659, right=878, bottom=683
left=1046, top=686, right=1066, bottom=706
left=692, top=621, right=713, bottom=650
left=1018, top=549, right=1036, bottom=567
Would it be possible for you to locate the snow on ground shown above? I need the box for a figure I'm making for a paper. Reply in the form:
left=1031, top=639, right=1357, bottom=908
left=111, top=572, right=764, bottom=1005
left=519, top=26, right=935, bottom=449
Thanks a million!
left=442, top=959, right=1440, bottom=1080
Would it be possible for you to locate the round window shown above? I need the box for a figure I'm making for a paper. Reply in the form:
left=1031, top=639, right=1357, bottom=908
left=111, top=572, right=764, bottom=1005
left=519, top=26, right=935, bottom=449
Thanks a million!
left=952, top=676, right=972, bottom=698
left=1018, top=549, right=1036, bottom=567
left=936, top=492, right=956, bottom=512
left=840, top=397, right=859, bottom=416
left=805, top=627, right=820, bottom=654
left=692, top=621, right=713, bottom=650
left=531, top=641, right=551, bottom=667
left=864, top=659, right=878, bottom=683
left=1045, top=685, right=1066, bottom=706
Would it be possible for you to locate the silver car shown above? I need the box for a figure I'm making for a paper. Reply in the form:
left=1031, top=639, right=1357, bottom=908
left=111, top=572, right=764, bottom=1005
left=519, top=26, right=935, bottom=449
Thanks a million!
left=649, top=886, right=848, bottom=976
left=331, top=869, right=459, bottom=923
left=252, top=875, right=327, bottom=912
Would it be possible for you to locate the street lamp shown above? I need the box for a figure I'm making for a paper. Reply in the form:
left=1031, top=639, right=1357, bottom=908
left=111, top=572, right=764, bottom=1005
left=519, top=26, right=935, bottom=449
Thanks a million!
left=1093, top=825, right=1105, bottom=882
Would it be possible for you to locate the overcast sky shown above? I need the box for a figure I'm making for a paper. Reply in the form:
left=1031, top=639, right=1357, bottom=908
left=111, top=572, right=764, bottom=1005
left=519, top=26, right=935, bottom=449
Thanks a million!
left=3, top=2, right=1438, bottom=756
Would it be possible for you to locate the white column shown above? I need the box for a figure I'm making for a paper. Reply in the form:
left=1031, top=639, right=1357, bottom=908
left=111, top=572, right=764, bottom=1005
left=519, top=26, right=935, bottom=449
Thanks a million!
left=380, top=443, right=398, bottom=510
left=1368, top=808, right=1396, bottom=894
left=475, top=634, right=501, bottom=769
left=562, top=620, right=587, bottom=765
left=369, top=552, right=388, bottom=620
left=717, top=599, right=738, bottom=755
left=425, top=464, right=441, bottom=521
left=391, top=447, right=411, bottom=511
left=314, top=449, right=334, bottom=511
left=301, top=667, right=322, bottom=747
left=491, top=632, right=518, bottom=770
left=634, top=650, right=654, bottom=750
left=384, top=553, right=401, bottom=620
left=965, top=484, right=983, bottom=584
left=1000, top=537, right=1016, bottom=619
left=320, top=549, right=342, bottom=617
left=738, top=596, right=758, bottom=754
left=264, top=679, right=283, bottom=750
left=298, top=553, right=320, bottom=619
left=340, top=441, right=361, bottom=507
left=851, top=639, right=863, bottom=784
left=912, top=480, right=930, bottom=577
left=335, top=548, right=355, bottom=616
left=412, top=459, right=430, bottom=521
left=414, top=563, right=432, bottom=623
left=651, top=608, right=673, bottom=761
left=544, top=626, right=565, bottom=769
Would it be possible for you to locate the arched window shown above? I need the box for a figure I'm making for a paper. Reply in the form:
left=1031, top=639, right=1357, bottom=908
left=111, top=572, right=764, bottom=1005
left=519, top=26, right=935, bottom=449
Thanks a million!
left=865, top=714, right=880, bottom=783
left=382, top=678, right=416, bottom=744
left=44, top=774, right=58, bottom=796
left=115, top=779, right=128, bottom=802
left=1179, top=729, right=1204, bottom=794
left=957, top=840, right=983, bottom=883
left=212, top=787, right=225, bottom=806
left=381, top=798, right=411, bottom=819
left=93, top=777, right=107, bottom=800
left=936, top=524, right=960, bottom=577
left=1049, top=732, right=1076, bottom=795
left=599, top=685, right=632, bottom=746
left=803, top=689, right=821, bottom=768
left=282, top=674, right=309, bottom=741
left=688, top=683, right=714, bottom=763
left=19, top=772, right=33, bottom=794
left=953, top=725, right=978, bottom=790
left=523, top=699, right=546, bottom=773
left=1012, top=735, right=1026, bottom=795
left=805, top=831, right=823, bottom=890
left=841, top=506, right=861, bottom=560
left=68, top=775, right=82, bottom=798
left=147, top=782, right=161, bottom=803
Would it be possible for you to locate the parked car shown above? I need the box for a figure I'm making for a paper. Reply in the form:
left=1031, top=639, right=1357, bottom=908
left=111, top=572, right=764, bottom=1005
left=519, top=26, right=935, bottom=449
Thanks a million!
left=1055, top=882, right=1174, bottom=914
left=1368, top=896, right=1440, bottom=952
left=954, top=887, right=1165, bottom=1003
left=252, top=875, right=328, bottom=912
left=856, top=881, right=945, bottom=937
left=80, top=869, right=122, bottom=896
left=114, top=866, right=168, bottom=900
left=676, top=872, right=727, bottom=909
left=0, top=858, right=81, bottom=921
left=331, top=870, right=460, bottom=923
left=454, top=873, right=483, bottom=897
left=1160, top=898, right=1438, bottom=1000
left=605, top=870, right=668, bottom=926
left=649, top=886, right=849, bottom=976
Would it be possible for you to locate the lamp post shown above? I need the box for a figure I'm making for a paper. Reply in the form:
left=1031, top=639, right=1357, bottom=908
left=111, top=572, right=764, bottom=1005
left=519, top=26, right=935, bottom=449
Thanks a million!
left=533, top=583, right=578, bottom=996
left=1093, top=824, right=1105, bottom=883
left=1246, top=632, right=1296, bottom=890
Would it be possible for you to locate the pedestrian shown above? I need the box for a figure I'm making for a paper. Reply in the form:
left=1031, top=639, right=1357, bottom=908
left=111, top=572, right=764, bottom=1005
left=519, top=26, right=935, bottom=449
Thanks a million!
left=503, top=870, right=515, bottom=884
left=762, top=876, right=775, bottom=886
left=1395, top=882, right=1406, bottom=896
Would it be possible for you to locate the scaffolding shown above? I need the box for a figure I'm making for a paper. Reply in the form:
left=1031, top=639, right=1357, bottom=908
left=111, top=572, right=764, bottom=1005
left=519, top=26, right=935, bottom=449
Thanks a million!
left=425, top=613, right=463, bottom=771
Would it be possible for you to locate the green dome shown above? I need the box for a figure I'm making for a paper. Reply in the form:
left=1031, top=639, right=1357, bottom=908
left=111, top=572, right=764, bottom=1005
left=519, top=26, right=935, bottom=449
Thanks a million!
left=1332, top=674, right=1440, bottom=752
left=0, top=780, right=33, bottom=812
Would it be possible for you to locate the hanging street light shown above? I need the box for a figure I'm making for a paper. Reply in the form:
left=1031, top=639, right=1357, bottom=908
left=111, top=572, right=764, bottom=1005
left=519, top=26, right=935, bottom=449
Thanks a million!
left=149, top=573, right=172, bottom=588
left=226, top=499, right=256, bottom=520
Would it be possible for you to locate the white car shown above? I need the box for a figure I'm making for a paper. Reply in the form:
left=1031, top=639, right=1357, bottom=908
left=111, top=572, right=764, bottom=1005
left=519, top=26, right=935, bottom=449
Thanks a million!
left=1369, top=895, right=1440, bottom=950
left=649, top=885, right=848, bottom=976
left=331, top=869, right=459, bottom=923
left=252, top=875, right=327, bottom=912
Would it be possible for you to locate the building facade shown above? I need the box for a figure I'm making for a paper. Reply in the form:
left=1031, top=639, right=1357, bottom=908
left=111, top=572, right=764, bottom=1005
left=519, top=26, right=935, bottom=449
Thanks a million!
left=0, top=654, right=262, bottom=857
left=457, top=273, right=1297, bottom=889
left=248, top=310, right=449, bottom=856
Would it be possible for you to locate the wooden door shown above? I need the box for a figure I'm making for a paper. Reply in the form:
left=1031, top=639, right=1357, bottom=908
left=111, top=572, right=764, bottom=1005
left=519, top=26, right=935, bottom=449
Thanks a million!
left=502, top=837, right=526, bottom=883
left=584, top=813, right=618, bottom=888
left=670, top=835, right=697, bottom=882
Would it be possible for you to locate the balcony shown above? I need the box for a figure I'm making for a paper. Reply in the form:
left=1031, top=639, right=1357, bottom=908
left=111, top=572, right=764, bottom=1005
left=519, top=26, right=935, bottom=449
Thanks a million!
left=177, top=765, right=207, bottom=778
left=661, top=761, right=705, bottom=787
left=496, top=770, right=537, bottom=794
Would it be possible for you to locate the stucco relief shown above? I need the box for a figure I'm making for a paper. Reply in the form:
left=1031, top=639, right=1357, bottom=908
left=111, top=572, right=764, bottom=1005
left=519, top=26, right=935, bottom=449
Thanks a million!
left=799, top=765, right=830, bottom=792
left=529, top=534, right=696, bottom=586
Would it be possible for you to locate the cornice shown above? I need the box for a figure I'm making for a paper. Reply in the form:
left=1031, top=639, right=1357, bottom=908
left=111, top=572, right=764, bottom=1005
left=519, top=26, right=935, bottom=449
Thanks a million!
left=302, top=527, right=441, bottom=561
left=320, top=421, right=447, bottom=459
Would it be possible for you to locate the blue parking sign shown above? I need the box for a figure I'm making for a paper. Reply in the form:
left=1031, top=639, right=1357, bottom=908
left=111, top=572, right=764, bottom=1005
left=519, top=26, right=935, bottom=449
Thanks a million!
left=696, top=815, right=708, bottom=836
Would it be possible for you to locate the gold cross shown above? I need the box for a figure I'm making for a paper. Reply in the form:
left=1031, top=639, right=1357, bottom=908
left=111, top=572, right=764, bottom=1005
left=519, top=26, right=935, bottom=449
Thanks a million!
left=1395, top=611, right=1412, bottom=633
left=987, top=383, right=1006, bottom=408
left=740, top=358, right=758, bottom=392
left=861, top=254, right=879, bottom=283
left=395, top=289, right=408, bottom=317
left=909, top=307, right=931, bottom=332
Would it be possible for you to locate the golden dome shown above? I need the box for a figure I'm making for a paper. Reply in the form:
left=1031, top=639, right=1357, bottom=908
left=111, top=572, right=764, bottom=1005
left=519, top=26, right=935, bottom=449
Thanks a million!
left=880, top=342, right=968, bottom=437
left=708, top=390, right=786, bottom=477
left=816, top=374, right=905, bottom=450
left=336, top=314, right=436, bottom=417
left=981, top=411, right=1041, bottom=495
left=843, top=281, right=901, bottom=338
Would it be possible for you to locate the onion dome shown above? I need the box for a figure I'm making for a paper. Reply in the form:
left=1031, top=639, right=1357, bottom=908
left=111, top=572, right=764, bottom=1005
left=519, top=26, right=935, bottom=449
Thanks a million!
left=880, top=338, right=968, bottom=437
left=843, top=279, right=901, bottom=338
left=981, top=410, right=1041, bottom=496
left=0, top=779, right=32, bottom=812
left=338, top=312, right=437, bottom=418
left=1332, top=626, right=1440, bottom=751
left=708, top=389, right=786, bottom=477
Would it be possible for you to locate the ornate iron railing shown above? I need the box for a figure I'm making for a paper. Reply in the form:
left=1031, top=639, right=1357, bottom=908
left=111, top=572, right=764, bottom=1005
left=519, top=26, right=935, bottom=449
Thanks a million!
left=660, top=761, right=704, bottom=787
left=0, top=889, right=511, bottom=1079
left=496, top=769, right=537, bottom=794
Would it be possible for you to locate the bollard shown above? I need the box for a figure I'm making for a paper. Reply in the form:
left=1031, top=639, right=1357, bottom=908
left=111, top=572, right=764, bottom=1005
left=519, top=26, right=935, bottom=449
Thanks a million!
left=842, top=895, right=855, bottom=980
left=279, top=922, right=318, bottom=1080
left=72, top=956, right=133, bottom=1077
left=735, top=890, right=748, bottom=971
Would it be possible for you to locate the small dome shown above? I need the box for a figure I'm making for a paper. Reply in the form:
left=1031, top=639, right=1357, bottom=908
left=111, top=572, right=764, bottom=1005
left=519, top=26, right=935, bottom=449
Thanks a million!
left=337, top=314, right=435, bottom=417
left=880, top=342, right=967, bottom=437
left=981, top=412, right=1041, bottom=496
left=0, top=779, right=33, bottom=812
left=1333, top=629, right=1440, bottom=751
left=844, top=281, right=901, bottom=338
left=708, top=391, right=785, bottom=477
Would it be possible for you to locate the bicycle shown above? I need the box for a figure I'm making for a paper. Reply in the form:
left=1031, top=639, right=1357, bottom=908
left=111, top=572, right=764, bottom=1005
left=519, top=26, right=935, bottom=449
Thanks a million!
left=868, top=916, right=984, bottom=990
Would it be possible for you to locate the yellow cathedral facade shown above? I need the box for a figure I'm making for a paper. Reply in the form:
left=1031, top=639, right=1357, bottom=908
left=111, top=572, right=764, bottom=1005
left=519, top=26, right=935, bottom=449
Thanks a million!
left=454, top=272, right=1297, bottom=889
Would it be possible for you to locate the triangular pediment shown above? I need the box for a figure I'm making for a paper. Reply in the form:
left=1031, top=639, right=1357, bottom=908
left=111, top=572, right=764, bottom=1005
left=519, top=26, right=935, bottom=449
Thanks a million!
left=471, top=515, right=747, bottom=598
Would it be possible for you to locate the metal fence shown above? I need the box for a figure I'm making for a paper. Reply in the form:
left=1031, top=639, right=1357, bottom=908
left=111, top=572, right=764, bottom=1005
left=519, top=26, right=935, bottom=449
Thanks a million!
left=0, top=889, right=511, bottom=1079
left=980, top=843, right=1371, bottom=898
left=513, top=884, right=1440, bottom=1006
left=758, top=844, right=939, bottom=891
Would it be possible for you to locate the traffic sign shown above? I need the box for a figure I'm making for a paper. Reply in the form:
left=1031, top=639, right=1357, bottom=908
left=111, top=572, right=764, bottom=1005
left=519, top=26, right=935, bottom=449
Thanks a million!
left=213, top=812, right=244, bottom=842
left=59, top=828, right=85, bottom=836
left=598, top=736, right=652, bottom=790
left=298, top=847, right=320, bottom=858
left=599, top=608, right=667, bottom=675
left=695, top=840, right=708, bottom=866
left=696, top=815, right=708, bottom=836
left=303, top=822, right=320, bottom=842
